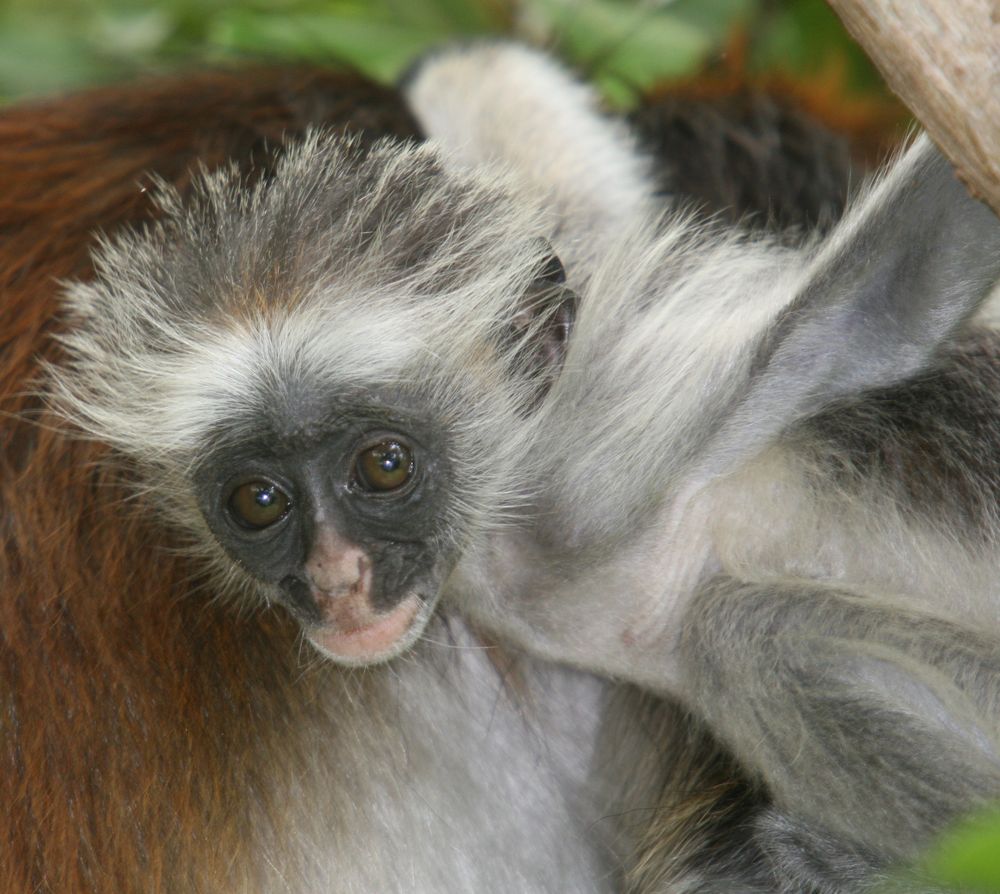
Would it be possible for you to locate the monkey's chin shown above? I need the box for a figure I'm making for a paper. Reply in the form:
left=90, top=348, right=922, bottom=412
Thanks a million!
left=305, top=594, right=426, bottom=667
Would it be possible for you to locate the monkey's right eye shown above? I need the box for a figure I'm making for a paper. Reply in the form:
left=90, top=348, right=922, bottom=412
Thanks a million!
left=227, top=481, right=291, bottom=530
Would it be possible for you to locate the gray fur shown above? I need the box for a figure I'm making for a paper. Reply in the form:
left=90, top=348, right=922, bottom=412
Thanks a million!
left=409, top=42, right=1000, bottom=890
left=219, top=613, right=627, bottom=892
left=424, top=70, right=1000, bottom=889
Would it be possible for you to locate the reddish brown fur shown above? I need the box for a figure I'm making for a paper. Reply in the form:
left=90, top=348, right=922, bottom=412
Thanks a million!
left=0, top=67, right=419, bottom=893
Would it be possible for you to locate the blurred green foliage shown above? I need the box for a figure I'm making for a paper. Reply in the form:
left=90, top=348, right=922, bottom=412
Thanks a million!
left=922, top=808, right=1000, bottom=892
left=0, top=0, right=884, bottom=105
left=892, top=807, right=1000, bottom=894
left=873, top=808, right=1000, bottom=893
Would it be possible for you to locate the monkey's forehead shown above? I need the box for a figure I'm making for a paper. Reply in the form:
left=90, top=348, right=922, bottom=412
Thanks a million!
left=121, top=296, right=517, bottom=442
left=192, top=382, right=447, bottom=458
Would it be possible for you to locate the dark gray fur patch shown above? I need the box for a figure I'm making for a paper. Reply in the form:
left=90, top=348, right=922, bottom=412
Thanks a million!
left=630, top=88, right=860, bottom=238
left=799, top=330, right=1000, bottom=537
left=751, top=811, right=883, bottom=894
left=594, top=687, right=787, bottom=893
left=133, top=138, right=524, bottom=331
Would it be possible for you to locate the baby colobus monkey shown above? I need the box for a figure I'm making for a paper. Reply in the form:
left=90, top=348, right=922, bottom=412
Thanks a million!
left=51, top=43, right=652, bottom=673
left=52, top=41, right=1000, bottom=891
left=408, top=45, right=1000, bottom=891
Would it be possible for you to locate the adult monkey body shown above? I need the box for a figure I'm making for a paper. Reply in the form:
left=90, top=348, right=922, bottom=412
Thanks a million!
left=0, top=57, right=867, bottom=892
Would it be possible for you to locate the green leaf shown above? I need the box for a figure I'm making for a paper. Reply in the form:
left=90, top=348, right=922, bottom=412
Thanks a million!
left=749, top=0, right=885, bottom=93
left=90, top=9, right=175, bottom=57
left=528, top=0, right=754, bottom=99
left=381, top=0, right=504, bottom=32
left=0, top=17, right=120, bottom=97
left=664, top=0, right=758, bottom=42
left=920, top=808, right=1000, bottom=891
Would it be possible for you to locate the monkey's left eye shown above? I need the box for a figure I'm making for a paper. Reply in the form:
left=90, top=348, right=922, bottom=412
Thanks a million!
left=354, top=440, right=414, bottom=493
left=227, top=480, right=291, bottom=530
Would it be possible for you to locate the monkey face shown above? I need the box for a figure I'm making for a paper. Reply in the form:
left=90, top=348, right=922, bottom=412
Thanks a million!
left=194, top=400, right=460, bottom=665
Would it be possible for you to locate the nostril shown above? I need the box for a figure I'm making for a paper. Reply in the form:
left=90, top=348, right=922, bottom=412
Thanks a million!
left=280, top=575, right=318, bottom=618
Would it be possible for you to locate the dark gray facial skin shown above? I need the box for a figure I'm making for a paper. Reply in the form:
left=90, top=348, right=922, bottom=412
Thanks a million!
left=192, top=394, right=459, bottom=664
left=179, top=246, right=575, bottom=668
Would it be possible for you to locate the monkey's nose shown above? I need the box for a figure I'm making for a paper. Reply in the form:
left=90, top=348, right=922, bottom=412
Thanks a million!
left=304, top=526, right=371, bottom=598
left=305, top=554, right=369, bottom=598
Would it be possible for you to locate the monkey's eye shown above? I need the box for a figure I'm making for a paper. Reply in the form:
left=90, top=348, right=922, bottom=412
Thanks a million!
left=354, top=440, right=414, bottom=493
left=227, top=480, right=291, bottom=530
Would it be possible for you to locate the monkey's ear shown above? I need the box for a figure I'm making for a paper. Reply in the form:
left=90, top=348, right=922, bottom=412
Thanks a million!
left=506, top=249, right=577, bottom=409
left=712, top=136, right=1000, bottom=470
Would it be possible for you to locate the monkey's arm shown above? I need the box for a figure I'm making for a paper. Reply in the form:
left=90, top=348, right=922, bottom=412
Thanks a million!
left=678, top=574, right=1000, bottom=881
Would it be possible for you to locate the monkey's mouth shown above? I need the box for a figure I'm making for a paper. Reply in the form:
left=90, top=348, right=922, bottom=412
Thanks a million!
left=305, top=593, right=424, bottom=666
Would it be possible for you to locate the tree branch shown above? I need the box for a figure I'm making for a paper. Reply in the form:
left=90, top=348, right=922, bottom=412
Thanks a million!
left=826, top=0, right=1000, bottom=215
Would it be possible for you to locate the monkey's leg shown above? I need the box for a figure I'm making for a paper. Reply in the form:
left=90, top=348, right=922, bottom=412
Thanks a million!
left=403, top=41, right=652, bottom=268
left=678, top=575, right=1000, bottom=884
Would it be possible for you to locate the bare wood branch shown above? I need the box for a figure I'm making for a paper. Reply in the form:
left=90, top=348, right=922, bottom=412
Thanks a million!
left=826, top=0, right=1000, bottom=216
